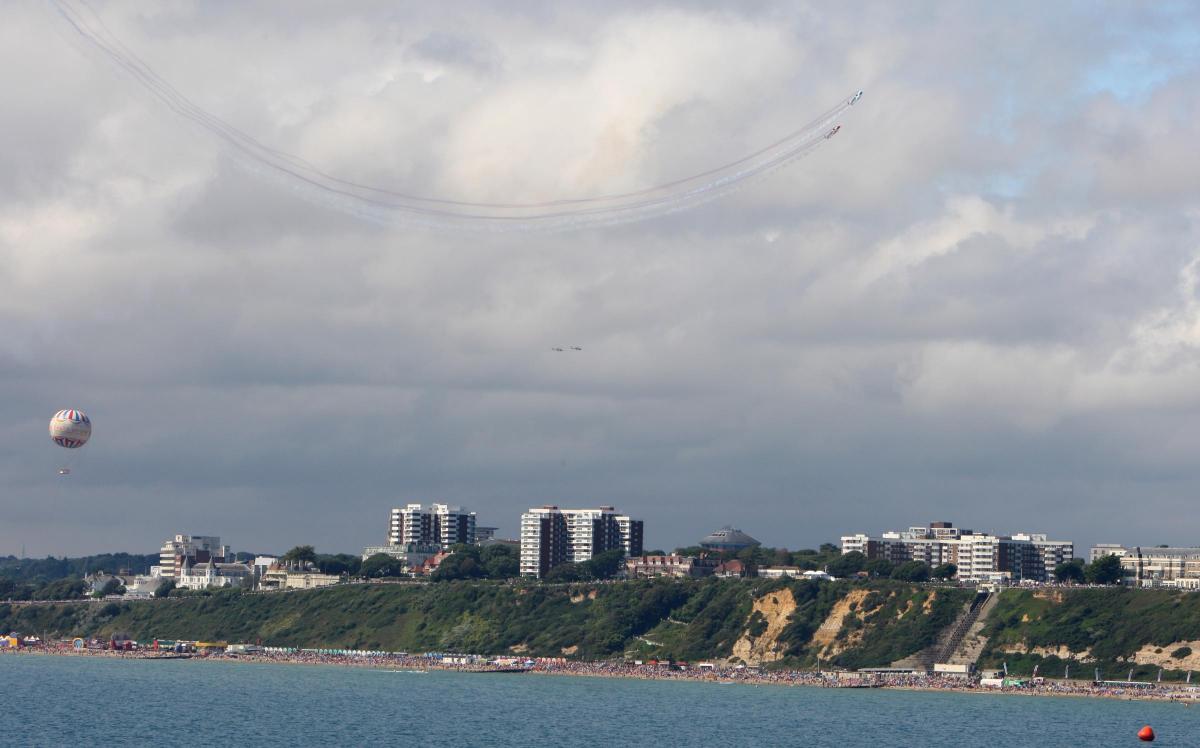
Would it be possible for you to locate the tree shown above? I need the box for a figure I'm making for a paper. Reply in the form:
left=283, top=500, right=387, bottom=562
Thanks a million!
left=92, top=577, right=125, bottom=598
left=890, top=561, right=931, bottom=583
left=864, top=558, right=895, bottom=578
left=585, top=549, right=627, bottom=580
left=155, top=579, right=176, bottom=598
left=36, top=578, right=86, bottom=600
left=1054, top=561, right=1085, bottom=584
left=480, top=545, right=519, bottom=579
left=771, top=548, right=793, bottom=566
left=931, top=563, right=958, bottom=580
left=1085, top=554, right=1123, bottom=585
left=281, top=545, right=318, bottom=567
left=317, top=553, right=361, bottom=576
left=432, top=547, right=485, bottom=581
left=544, top=562, right=587, bottom=583
left=360, top=553, right=403, bottom=579
left=819, top=543, right=840, bottom=554
left=826, top=551, right=865, bottom=578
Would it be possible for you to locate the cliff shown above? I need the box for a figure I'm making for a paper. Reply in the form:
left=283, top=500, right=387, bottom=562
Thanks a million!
left=0, top=579, right=970, bottom=667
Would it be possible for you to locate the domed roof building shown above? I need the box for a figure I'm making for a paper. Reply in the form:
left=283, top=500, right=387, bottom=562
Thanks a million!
left=699, top=526, right=761, bottom=553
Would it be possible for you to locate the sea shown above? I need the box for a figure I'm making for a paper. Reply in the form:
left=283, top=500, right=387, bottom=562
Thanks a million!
left=0, top=655, right=1194, bottom=747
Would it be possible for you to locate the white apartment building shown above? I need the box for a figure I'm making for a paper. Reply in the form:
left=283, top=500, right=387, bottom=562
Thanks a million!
left=520, top=505, right=644, bottom=578
left=840, top=522, right=1073, bottom=583
left=157, top=534, right=231, bottom=579
left=387, top=504, right=477, bottom=547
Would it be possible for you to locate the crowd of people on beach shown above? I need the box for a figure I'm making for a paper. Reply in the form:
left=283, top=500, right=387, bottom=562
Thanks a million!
left=6, top=641, right=1198, bottom=703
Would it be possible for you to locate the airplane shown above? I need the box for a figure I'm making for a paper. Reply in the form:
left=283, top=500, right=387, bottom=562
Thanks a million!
left=58, top=468, right=71, bottom=475
left=849, top=90, right=863, bottom=105
left=824, top=125, right=841, bottom=139
left=570, top=346, right=582, bottom=351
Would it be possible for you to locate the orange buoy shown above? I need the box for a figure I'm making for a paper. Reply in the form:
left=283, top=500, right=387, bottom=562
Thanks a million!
left=1138, top=725, right=1155, bottom=742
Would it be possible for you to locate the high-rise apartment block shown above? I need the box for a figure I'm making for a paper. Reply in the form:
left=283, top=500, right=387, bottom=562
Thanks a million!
left=519, top=505, right=644, bottom=578
left=388, top=504, right=477, bottom=547
left=841, top=521, right=1072, bottom=583
left=156, top=534, right=231, bottom=579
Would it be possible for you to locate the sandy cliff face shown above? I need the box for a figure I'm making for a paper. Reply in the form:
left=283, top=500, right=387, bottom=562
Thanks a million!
left=811, top=589, right=874, bottom=657
left=730, top=588, right=797, bottom=665
left=998, top=643, right=1095, bottom=661
left=1130, top=641, right=1200, bottom=670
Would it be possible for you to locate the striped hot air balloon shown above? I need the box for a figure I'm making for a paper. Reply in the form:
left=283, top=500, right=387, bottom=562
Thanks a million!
left=49, top=409, right=92, bottom=449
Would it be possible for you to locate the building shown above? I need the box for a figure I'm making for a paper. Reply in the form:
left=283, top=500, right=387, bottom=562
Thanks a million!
left=157, top=535, right=231, bottom=579
left=176, top=558, right=253, bottom=590
left=1089, top=544, right=1128, bottom=563
left=840, top=521, right=1073, bottom=583
left=84, top=572, right=137, bottom=597
left=258, top=567, right=341, bottom=591
left=713, top=560, right=749, bottom=578
left=759, top=568, right=834, bottom=581
left=757, top=567, right=802, bottom=579
left=123, top=575, right=164, bottom=599
left=519, top=505, right=644, bottom=578
left=388, top=504, right=477, bottom=547
left=475, top=527, right=498, bottom=543
left=252, top=556, right=279, bottom=582
left=626, top=555, right=719, bottom=579
left=699, top=527, right=761, bottom=553
left=360, top=543, right=443, bottom=573
left=1097, top=546, right=1200, bottom=587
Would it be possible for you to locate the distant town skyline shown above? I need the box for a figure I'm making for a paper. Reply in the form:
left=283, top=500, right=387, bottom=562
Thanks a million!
left=3, top=2, right=1200, bottom=556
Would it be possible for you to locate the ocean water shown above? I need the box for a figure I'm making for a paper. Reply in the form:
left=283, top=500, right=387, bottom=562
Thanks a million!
left=1, top=656, right=1194, bottom=747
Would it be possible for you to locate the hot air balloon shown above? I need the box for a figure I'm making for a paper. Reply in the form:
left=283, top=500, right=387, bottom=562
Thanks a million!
left=50, top=409, right=91, bottom=474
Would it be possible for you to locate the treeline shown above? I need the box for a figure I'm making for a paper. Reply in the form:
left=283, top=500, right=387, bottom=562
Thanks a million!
left=0, top=554, right=158, bottom=583
left=0, top=577, right=88, bottom=601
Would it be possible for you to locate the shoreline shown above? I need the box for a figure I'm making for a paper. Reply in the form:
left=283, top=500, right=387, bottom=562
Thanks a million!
left=8, top=648, right=1198, bottom=704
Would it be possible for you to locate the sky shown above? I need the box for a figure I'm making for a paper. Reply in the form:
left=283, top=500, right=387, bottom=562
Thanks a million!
left=3, top=1, right=1200, bottom=558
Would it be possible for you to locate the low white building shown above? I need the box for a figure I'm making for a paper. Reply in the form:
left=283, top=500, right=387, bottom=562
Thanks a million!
left=176, top=559, right=253, bottom=590
left=258, top=568, right=341, bottom=591
left=123, top=575, right=164, bottom=599
left=758, top=567, right=802, bottom=579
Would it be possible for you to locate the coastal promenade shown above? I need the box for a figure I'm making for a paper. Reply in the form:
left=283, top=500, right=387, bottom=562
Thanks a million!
left=7, top=645, right=1200, bottom=704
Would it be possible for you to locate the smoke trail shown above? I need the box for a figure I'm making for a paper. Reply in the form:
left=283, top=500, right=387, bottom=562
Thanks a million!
left=51, top=0, right=859, bottom=231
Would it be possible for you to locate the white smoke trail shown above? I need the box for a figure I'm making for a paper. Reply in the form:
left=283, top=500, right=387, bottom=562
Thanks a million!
left=51, top=0, right=860, bottom=232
